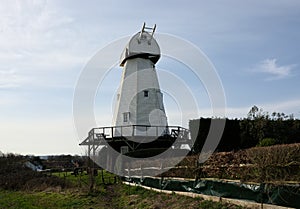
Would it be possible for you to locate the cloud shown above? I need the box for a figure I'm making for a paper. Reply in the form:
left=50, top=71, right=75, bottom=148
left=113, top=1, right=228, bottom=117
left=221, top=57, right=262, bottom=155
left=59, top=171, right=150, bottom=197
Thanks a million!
left=225, top=99, right=300, bottom=119
left=0, top=116, right=82, bottom=155
left=0, top=0, right=73, bottom=49
left=254, top=58, right=296, bottom=80
left=262, top=99, right=300, bottom=115
left=170, top=98, right=300, bottom=120
left=0, top=69, right=29, bottom=89
left=0, top=1, right=90, bottom=89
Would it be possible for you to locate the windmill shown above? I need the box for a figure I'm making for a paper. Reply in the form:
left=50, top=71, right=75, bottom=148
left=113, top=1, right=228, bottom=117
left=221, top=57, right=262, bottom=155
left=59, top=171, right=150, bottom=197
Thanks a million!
left=80, top=23, right=191, bottom=173
left=113, top=23, right=168, bottom=137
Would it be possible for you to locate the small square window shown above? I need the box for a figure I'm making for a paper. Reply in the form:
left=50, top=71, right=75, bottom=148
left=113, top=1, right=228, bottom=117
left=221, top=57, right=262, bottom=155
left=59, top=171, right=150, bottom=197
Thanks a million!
left=144, top=90, right=149, bottom=97
left=123, top=112, right=130, bottom=122
left=120, top=146, right=129, bottom=154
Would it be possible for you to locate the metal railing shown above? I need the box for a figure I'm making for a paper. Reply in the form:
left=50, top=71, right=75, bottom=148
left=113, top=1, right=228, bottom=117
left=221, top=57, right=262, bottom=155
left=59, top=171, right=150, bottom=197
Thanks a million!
left=88, top=125, right=189, bottom=138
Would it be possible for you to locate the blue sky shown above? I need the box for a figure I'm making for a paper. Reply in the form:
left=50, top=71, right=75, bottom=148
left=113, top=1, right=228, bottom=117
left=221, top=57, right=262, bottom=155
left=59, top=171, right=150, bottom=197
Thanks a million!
left=0, top=0, right=299, bottom=155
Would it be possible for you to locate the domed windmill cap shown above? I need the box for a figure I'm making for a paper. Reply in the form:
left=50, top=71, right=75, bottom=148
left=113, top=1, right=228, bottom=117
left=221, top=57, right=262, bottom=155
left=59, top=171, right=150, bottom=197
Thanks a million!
left=120, top=23, right=161, bottom=67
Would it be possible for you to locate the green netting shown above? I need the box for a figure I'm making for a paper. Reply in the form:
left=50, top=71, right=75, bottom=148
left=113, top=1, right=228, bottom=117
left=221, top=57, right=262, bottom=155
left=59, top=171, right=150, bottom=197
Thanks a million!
left=123, top=177, right=300, bottom=208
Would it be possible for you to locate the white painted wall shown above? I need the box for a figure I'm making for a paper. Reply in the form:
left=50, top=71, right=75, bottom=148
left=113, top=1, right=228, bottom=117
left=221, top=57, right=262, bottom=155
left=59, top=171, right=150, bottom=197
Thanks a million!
left=113, top=58, right=168, bottom=136
left=112, top=30, right=168, bottom=136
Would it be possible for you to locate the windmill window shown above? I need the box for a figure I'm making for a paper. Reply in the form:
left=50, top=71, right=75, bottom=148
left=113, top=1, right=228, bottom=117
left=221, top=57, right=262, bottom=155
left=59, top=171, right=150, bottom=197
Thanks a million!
left=144, top=90, right=149, bottom=97
left=120, top=146, right=129, bottom=154
left=123, top=112, right=130, bottom=122
left=157, top=91, right=164, bottom=110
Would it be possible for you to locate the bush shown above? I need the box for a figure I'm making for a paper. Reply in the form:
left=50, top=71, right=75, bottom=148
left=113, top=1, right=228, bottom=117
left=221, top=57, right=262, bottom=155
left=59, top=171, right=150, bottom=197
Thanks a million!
left=173, top=143, right=300, bottom=182
left=0, top=155, right=68, bottom=191
left=257, top=138, right=277, bottom=147
left=246, top=143, right=300, bottom=182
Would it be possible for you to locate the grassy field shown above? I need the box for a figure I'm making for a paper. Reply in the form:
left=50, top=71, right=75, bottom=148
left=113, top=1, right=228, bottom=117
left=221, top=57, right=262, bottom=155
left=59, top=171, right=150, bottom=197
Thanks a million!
left=0, top=184, right=243, bottom=209
left=0, top=189, right=106, bottom=209
left=1, top=144, right=298, bottom=208
left=0, top=170, right=244, bottom=209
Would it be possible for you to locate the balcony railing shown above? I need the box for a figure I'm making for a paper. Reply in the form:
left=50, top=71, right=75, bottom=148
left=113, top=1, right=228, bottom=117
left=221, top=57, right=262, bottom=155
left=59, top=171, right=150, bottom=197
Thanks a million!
left=80, top=125, right=190, bottom=146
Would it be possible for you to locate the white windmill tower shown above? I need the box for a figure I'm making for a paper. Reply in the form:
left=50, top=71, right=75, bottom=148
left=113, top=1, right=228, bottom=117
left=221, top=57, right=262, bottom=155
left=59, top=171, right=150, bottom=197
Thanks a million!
left=80, top=24, right=191, bottom=170
left=113, top=23, right=168, bottom=137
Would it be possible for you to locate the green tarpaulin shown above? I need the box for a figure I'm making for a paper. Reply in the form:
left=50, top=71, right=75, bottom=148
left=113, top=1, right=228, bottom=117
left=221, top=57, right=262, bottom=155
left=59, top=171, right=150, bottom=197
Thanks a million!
left=124, top=177, right=299, bottom=208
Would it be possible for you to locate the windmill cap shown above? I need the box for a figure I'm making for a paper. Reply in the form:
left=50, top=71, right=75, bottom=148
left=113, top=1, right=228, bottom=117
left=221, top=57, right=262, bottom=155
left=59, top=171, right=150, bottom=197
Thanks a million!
left=120, top=29, right=160, bottom=66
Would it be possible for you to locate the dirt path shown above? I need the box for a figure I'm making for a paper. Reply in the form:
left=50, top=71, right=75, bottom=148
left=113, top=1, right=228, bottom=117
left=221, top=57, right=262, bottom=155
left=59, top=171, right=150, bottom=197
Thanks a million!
left=103, top=184, right=121, bottom=209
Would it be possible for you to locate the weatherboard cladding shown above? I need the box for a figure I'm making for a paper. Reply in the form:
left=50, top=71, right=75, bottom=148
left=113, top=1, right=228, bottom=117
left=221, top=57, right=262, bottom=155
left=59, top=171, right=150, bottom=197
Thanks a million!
left=113, top=26, right=168, bottom=137
left=113, top=58, right=168, bottom=136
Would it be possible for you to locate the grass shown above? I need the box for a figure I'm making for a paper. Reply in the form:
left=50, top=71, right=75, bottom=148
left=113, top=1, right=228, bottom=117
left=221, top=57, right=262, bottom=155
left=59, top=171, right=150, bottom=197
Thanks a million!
left=0, top=184, right=241, bottom=209
left=116, top=183, right=243, bottom=209
left=0, top=189, right=107, bottom=209
left=0, top=170, right=245, bottom=209
left=52, top=170, right=117, bottom=187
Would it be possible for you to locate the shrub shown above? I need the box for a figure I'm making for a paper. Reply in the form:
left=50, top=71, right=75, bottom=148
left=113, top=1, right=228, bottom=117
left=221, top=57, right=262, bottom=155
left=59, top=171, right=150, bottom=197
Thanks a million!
left=257, top=138, right=277, bottom=147
left=246, top=143, right=300, bottom=182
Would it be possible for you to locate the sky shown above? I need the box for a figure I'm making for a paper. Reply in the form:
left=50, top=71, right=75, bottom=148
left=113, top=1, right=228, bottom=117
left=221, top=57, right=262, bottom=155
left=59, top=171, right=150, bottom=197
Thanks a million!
left=0, top=0, right=299, bottom=155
